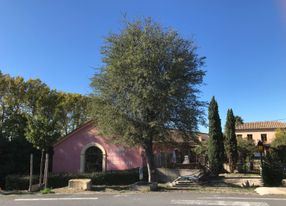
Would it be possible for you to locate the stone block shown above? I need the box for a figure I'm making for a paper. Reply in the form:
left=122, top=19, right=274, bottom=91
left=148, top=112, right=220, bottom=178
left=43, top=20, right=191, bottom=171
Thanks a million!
left=68, top=179, right=91, bottom=191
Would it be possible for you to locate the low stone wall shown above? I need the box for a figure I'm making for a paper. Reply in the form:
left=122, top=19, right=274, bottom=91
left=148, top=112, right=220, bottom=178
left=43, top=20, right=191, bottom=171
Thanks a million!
left=223, top=176, right=262, bottom=187
left=156, top=168, right=201, bottom=182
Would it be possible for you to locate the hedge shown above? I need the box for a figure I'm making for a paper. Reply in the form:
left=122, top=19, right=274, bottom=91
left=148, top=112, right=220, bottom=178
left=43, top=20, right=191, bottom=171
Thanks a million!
left=262, top=151, right=284, bottom=187
left=5, top=168, right=147, bottom=190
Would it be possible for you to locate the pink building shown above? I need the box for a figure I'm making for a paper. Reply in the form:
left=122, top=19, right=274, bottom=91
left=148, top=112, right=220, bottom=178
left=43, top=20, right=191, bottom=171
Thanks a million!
left=53, top=121, right=208, bottom=173
left=53, top=121, right=144, bottom=173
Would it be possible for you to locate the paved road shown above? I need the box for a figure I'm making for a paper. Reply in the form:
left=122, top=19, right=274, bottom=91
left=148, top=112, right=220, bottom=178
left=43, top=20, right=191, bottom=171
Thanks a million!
left=1, top=192, right=286, bottom=206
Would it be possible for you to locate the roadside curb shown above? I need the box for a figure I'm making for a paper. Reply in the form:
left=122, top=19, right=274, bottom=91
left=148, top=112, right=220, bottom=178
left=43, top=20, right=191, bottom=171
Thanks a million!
left=0, top=190, right=33, bottom=195
left=255, top=187, right=286, bottom=195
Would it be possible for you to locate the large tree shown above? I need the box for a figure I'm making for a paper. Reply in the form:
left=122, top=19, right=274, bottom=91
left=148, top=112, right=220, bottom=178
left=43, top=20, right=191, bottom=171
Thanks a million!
left=90, top=18, right=206, bottom=182
left=208, top=97, right=224, bottom=176
left=224, top=109, right=238, bottom=172
left=0, top=70, right=90, bottom=188
left=0, top=72, right=38, bottom=187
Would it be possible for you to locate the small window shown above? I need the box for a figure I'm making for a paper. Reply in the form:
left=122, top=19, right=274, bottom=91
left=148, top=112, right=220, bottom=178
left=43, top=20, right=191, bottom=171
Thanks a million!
left=236, top=134, right=242, bottom=139
left=261, top=134, right=267, bottom=142
left=247, top=134, right=253, bottom=141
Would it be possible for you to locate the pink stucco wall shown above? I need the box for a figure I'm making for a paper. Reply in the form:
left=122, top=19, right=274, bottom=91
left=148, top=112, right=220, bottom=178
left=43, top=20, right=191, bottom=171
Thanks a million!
left=53, top=122, right=143, bottom=173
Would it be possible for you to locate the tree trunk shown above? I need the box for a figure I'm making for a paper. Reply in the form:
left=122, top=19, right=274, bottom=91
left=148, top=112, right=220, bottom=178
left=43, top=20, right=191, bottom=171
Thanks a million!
left=43, top=153, right=49, bottom=189
left=144, top=140, right=156, bottom=183
left=229, top=157, right=234, bottom=173
left=39, top=149, right=44, bottom=186
left=28, top=153, right=33, bottom=192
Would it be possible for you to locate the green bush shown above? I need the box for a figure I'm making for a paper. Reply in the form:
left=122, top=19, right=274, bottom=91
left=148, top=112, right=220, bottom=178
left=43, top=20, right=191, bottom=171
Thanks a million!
left=262, top=151, right=284, bottom=187
left=5, top=168, right=146, bottom=190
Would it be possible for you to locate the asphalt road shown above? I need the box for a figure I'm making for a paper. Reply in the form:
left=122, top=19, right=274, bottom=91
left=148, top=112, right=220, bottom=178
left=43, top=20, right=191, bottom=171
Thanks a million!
left=1, top=192, right=286, bottom=206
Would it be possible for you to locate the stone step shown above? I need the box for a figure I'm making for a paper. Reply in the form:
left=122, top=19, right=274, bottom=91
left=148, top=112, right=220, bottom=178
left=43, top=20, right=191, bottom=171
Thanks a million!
left=172, top=183, right=199, bottom=187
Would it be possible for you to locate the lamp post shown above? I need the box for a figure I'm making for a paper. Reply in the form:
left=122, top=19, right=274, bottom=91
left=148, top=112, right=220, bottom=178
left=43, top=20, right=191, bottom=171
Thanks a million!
left=257, top=140, right=264, bottom=167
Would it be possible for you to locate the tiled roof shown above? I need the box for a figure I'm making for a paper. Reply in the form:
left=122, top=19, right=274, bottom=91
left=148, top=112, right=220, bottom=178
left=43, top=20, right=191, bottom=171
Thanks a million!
left=236, top=121, right=286, bottom=130
left=168, top=130, right=208, bottom=143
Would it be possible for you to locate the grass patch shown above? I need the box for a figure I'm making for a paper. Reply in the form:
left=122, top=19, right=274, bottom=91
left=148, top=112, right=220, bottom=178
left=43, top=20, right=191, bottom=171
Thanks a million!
left=40, top=188, right=55, bottom=194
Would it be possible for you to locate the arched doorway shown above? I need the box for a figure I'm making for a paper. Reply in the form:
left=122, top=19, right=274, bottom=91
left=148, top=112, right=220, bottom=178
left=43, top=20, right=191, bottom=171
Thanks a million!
left=85, top=146, right=103, bottom=172
left=80, top=142, right=106, bottom=173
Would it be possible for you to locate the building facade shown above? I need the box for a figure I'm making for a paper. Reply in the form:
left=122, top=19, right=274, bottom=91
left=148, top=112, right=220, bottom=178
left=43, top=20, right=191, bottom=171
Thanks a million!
left=235, top=121, right=286, bottom=145
left=53, top=121, right=208, bottom=173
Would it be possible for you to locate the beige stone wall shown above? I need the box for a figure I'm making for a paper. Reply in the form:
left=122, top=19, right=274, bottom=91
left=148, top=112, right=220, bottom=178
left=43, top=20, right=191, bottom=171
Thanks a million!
left=236, top=129, right=276, bottom=144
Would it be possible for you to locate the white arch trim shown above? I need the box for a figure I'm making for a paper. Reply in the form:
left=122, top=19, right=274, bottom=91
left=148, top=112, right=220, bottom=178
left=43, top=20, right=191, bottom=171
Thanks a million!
left=80, top=142, right=107, bottom=173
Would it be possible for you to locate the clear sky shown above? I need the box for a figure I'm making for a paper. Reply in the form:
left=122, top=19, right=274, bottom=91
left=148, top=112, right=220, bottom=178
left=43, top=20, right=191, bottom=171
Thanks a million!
left=1, top=0, right=286, bottom=132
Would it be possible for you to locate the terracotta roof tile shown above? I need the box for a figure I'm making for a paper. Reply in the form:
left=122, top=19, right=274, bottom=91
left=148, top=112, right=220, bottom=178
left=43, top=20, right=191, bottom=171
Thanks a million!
left=236, top=121, right=286, bottom=130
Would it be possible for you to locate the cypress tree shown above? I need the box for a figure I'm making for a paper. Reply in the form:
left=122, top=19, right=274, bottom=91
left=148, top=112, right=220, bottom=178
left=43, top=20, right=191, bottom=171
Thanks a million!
left=208, top=97, right=224, bottom=176
left=224, top=109, right=238, bottom=173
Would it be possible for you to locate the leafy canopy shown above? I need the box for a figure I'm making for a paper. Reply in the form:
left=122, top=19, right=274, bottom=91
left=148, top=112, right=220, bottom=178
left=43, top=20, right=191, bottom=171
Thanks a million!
left=90, top=18, right=206, bottom=146
left=272, top=129, right=286, bottom=148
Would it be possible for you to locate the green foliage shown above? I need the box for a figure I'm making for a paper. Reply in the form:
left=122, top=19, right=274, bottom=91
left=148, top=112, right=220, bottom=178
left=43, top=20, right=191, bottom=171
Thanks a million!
left=57, top=92, right=90, bottom=136
left=262, top=150, right=284, bottom=187
left=90, top=17, right=206, bottom=182
left=224, top=109, right=238, bottom=172
left=272, top=129, right=286, bottom=148
left=25, top=90, right=62, bottom=150
left=236, top=136, right=256, bottom=172
left=0, top=72, right=41, bottom=188
left=208, top=97, right=224, bottom=176
left=0, top=71, right=90, bottom=188
left=5, top=169, right=145, bottom=190
left=25, top=82, right=90, bottom=150
left=40, top=188, right=55, bottom=194
left=274, top=145, right=286, bottom=164
left=193, top=140, right=208, bottom=156
left=235, top=116, right=244, bottom=127
left=236, top=137, right=256, bottom=160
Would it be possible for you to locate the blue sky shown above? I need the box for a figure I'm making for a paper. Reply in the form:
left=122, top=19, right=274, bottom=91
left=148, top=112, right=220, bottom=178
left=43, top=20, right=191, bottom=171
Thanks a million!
left=1, top=0, right=286, bottom=132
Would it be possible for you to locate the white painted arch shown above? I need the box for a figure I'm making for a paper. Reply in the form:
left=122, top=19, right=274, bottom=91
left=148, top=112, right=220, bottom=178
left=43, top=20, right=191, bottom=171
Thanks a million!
left=80, top=142, right=107, bottom=173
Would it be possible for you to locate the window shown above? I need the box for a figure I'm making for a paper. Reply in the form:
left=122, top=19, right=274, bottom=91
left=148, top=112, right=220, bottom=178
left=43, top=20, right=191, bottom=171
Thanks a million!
left=236, top=134, right=242, bottom=139
left=247, top=134, right=253, bottom=141
left=261, top=134, right=267, bottom=142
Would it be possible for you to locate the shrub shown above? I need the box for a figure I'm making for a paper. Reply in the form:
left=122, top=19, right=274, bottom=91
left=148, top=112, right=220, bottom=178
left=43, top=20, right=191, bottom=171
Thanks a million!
left=262, top=151, right=284, bottom=187
left=5, top=175, right=38, bottom=190
left=5, top=168, right=146, bottom=190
